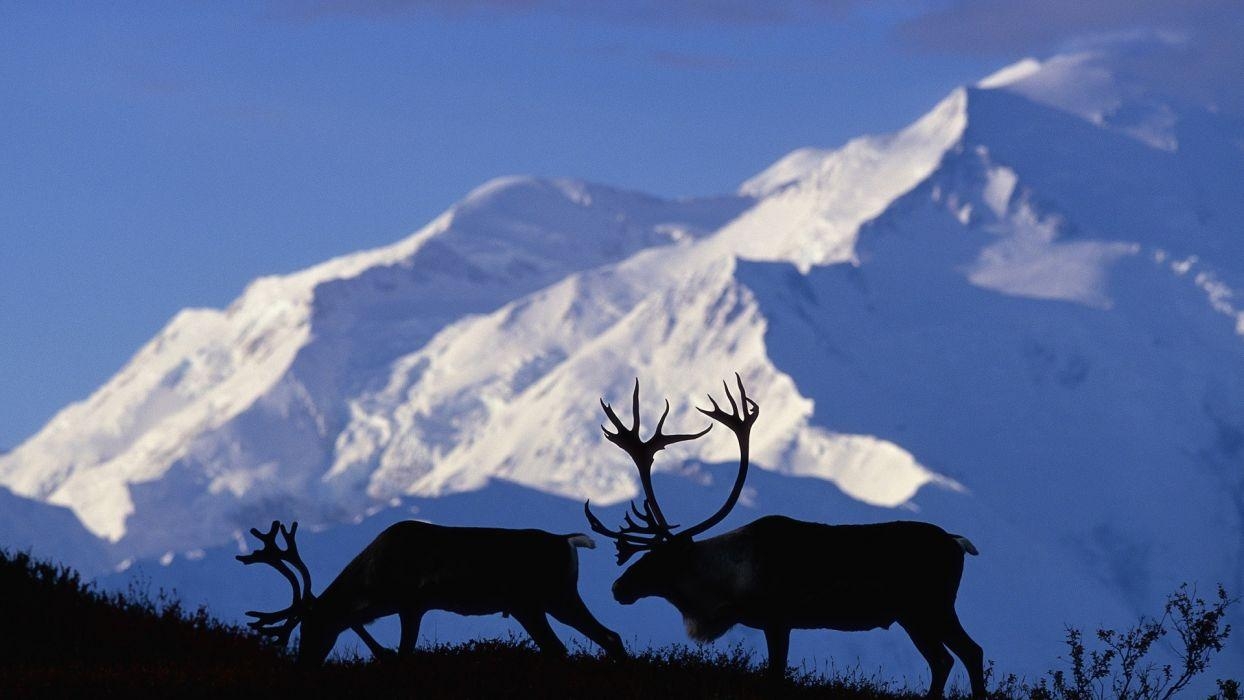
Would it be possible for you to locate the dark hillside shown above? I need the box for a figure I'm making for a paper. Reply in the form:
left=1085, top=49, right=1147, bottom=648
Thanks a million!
left=1, top=550, right=1235, bottom=698
left=0, top=550, right=916, bottom=698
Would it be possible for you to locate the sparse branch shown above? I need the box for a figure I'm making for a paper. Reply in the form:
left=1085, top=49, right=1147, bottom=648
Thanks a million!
left=1035, top=583, right=1236, bottom=700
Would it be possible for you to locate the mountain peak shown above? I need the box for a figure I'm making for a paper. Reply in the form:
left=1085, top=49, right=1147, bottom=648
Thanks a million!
left=738, top=86, right=968, bottom=203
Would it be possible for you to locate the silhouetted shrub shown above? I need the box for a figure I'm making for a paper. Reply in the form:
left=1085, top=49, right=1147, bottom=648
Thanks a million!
left=1019, top=584, right=1237, bottom=700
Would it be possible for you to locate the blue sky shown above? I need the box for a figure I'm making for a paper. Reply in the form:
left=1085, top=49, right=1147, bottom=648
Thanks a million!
left=1, top=1, right=1238, bottom=448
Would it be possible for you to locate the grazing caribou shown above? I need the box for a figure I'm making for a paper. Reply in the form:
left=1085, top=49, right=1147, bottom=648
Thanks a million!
left=584, top=376, right=985, bottom=698
left=237, top=520, right=625, bottom=666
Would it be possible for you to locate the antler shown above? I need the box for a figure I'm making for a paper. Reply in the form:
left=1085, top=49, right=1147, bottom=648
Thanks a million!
left=679, top=373, right=759, bottom=540
left=235, top=520, right=315, bottom=646
left=585, top=379, right=711, bottom=563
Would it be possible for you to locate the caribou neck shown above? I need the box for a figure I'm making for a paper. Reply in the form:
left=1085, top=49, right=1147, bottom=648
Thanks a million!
left=664, top=536, right=756, bottom=641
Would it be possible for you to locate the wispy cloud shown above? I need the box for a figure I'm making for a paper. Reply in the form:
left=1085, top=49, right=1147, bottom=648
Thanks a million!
left=898, top=0, right=1244, bottom=113
left=262, top=0, right=1244, bottom=112
left=266, top=0, right=540, bottom=23
left=897, top=0, right=1237, bottom=54
left=266, top=0, right=862, bottom=26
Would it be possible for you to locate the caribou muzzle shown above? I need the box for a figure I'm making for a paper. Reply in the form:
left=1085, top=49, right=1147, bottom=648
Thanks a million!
left=612, top=579, right=639, bottom=605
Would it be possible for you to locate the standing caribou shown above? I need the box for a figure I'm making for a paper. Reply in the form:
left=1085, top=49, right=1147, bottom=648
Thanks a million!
left=237, top=520, right=625, bottom=665
left=585, top=376, right=986, bottom=698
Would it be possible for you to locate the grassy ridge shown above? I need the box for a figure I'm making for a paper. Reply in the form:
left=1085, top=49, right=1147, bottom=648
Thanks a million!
left=0, top=549, right=281, bottom=696
left=0, top=550, right=274, bottom=666
left=0, top=549, right=924, bottom=698
left=4, top=646, right=925, bottom=700
left=3, top=549, right=1236, bottom=698
left=2, top=643, right=925, bottom=698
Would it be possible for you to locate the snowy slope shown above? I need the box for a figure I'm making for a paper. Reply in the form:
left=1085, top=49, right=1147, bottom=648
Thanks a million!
left=2, top=43, right=1243, bottom=683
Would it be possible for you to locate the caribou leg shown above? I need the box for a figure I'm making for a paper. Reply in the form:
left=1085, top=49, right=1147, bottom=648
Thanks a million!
left=548, top=592, right=626, bottom=658
left=351, top=624, right=395, bottom=659
left=763, top=627, right=791, bottom=682
left=901, top=621, right=954, bottom=698
left=397, top=609, right=425, bottom=656
left=942, top=614, right=986, bottom=698
left=512, top=610, right=568, bottom=656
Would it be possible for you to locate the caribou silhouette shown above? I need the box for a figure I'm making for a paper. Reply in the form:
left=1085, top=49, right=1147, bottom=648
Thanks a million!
left=237, top=520, right=624, bottom=665
left=585, top=376, right=985, bottom=698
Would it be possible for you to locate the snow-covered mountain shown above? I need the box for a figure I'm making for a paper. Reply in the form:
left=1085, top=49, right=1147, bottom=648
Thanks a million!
left=3, top=44, right=1243, bottom=685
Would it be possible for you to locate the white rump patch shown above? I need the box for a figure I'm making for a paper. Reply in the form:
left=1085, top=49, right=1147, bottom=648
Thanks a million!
left=567, top=534, right=596, bottom=549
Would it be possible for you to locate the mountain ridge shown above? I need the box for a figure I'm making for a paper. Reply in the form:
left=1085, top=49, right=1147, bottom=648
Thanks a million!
left=5, top=53, right=1242, bottom=557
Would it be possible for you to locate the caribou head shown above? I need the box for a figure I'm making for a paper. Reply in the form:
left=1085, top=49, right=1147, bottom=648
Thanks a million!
left=584, top=374, right=758, bottom=608
left=234, top=521, right=324, bottom=659
left=235, top=520, right=388, bottom=665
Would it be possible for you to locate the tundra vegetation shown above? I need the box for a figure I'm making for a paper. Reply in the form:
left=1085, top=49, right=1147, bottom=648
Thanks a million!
left=0, top=548, right=1237, bottom=698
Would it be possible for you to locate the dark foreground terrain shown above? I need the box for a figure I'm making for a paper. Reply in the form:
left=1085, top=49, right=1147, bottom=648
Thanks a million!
left=0, top=548, right=939, bottom=698
left=1, top=549, right=1236, bottom=699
